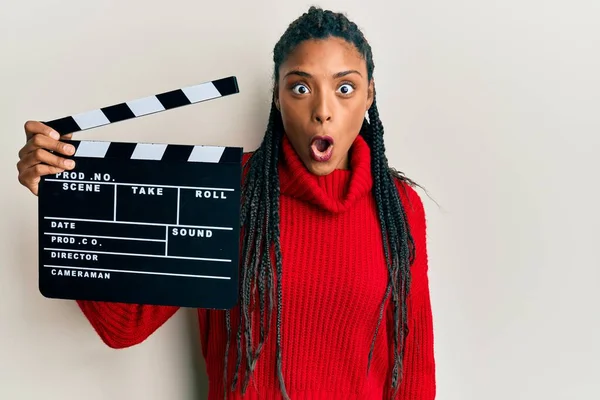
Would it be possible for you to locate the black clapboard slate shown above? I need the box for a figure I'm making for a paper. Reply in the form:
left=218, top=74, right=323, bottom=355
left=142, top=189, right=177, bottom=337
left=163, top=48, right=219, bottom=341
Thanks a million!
left=37, top=76, right=243, bottom=309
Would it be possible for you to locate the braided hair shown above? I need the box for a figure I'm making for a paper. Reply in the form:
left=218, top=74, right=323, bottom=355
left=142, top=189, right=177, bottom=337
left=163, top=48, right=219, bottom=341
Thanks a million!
left=223, top=6, right=417, bottom=399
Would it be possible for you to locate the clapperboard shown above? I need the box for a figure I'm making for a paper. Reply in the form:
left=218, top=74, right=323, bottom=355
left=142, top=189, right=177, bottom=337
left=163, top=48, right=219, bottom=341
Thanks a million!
left=38, top=76, right=242, bottom=309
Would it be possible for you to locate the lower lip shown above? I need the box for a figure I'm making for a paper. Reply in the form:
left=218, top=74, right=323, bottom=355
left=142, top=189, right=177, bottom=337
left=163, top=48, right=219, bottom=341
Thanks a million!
left=309, top=141, right=334, bottom=162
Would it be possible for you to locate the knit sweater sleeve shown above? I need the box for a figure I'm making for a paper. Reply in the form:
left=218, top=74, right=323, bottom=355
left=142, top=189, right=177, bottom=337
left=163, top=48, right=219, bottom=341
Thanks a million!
left=75, top=153, right=254, bottom=350
left=390, top=182, right=436, bottom=399
left=76, top=300, right=180, bottom=349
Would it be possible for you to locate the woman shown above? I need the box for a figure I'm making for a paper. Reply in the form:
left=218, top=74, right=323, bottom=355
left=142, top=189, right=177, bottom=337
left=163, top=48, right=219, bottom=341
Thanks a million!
left=16, top=6, right=436, bottom=400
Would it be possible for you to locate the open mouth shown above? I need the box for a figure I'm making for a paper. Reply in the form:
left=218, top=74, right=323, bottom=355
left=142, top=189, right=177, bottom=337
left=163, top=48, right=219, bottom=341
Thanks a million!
left=310, top=136, right=334, bottom=162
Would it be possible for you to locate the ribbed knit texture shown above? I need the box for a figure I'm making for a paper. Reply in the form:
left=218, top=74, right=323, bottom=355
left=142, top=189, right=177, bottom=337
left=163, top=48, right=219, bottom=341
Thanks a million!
left=76, top=134, right=436, bottom=399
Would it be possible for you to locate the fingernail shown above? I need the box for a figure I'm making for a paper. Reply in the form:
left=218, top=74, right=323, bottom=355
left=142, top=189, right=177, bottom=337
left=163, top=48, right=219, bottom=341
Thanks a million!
left=50, top=131, right=60, bottom=140
left=64, top=144, right=75, bottom=154
left=65, top=159, right=75, bottom=168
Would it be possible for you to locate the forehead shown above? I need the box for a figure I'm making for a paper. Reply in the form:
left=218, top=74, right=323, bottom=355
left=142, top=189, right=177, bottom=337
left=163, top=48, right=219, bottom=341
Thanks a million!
left=279, top=37, right=367, bottom=76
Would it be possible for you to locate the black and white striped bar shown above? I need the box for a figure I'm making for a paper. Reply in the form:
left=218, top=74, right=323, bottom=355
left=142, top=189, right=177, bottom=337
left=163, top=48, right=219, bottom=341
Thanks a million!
left=44, top=76, right=239, bottom=135
left=66, top=140, right=241, bottom=164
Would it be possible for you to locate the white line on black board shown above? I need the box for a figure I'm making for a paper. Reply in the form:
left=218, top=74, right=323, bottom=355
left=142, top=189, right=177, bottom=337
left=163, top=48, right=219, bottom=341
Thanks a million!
left=44, top=232, right=165, bottom=242
left=45, top=178, right=235, bottom=192
left=43, top=265, right=231, bottom=280
left=114, top=185, right=117, bottom=221
left=43, top=217, right=233, bottom=231
left=43, top=247, right=231, bottom=262
left=177, top=188, right=180, bottom=225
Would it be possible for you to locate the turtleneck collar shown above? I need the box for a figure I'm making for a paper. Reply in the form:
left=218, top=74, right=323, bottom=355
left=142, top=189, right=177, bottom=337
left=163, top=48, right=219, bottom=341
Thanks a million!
left=278, top=133, right=373, bottom=214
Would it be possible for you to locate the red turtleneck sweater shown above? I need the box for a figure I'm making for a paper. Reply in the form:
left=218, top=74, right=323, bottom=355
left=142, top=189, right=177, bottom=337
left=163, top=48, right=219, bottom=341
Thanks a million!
left=76, top=134, right=436, bottom=399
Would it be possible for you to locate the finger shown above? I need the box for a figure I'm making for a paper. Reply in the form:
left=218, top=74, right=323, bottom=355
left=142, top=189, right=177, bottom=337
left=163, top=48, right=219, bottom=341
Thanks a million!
left=17, top=147, right=75, bottom=173
left=18, top=133, right=76, bottom=160
left=18, top=163, right=65, bottom=195
left=23, top=120, right=61, bottom=141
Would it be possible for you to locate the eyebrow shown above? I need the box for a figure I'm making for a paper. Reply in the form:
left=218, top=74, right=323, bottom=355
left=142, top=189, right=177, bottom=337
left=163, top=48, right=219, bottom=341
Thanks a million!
left=283, top=69, right=363, bottom=79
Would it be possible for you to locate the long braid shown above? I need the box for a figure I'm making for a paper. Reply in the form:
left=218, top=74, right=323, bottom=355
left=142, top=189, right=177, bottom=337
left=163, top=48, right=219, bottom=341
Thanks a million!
left=223, top=102, right=290, bottom=397
left=267, top=117, right=291, bottom=400
left=364, top=97, right=416, bottom=395
left=224, top=7, right=416, bottom=399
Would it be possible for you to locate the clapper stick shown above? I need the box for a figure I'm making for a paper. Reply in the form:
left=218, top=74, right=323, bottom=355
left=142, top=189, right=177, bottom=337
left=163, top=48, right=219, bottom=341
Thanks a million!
left=37, top=75, right=243, bottom=309
left=43, top=76, right=239, bottom=135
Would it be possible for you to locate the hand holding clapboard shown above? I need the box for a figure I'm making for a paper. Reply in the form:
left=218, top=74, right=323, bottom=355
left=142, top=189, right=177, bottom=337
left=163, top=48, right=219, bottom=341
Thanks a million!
left=20, top=76, right=242, bottom=309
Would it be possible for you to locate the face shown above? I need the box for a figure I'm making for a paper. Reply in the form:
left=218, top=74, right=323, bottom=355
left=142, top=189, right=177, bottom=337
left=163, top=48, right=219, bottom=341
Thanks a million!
left=275, top=37, right=374, bottom=175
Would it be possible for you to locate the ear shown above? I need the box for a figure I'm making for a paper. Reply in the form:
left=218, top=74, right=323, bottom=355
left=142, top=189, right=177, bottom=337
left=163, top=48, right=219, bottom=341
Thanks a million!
left=366, top=79, right=374, bottom=110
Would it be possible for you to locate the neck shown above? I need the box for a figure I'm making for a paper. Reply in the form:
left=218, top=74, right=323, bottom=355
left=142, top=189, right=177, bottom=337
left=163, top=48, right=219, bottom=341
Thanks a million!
left=335, top=151, right=350, bottom=171
left=278, top=133, right=372, bottom=214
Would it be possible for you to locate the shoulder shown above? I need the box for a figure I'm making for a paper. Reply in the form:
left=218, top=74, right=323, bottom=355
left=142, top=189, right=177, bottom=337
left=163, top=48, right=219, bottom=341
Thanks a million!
left=242, top=151, right=254, bottom=165
left=240, top=151, right=255, bottom=182
left=392, top=176, right=430, bottom=288
left=392, top=176, right=426, bottom=228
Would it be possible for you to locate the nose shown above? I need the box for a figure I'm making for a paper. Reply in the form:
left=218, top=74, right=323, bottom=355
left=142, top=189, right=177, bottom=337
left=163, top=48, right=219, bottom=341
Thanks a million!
left=315, top=113, right=331, bottom=123
left=312, top=92, right=333, bottom=123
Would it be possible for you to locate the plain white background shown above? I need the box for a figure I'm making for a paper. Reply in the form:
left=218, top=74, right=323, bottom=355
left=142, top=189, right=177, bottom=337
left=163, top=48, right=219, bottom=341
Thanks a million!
left=1, top=0, right=599, bottom=399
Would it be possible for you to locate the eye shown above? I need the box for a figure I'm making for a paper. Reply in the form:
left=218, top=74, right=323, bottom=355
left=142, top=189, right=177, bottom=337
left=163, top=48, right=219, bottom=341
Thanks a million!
left=337, top=83, right=355, bottom=95
left=292, top=84, right=310, bottom=95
